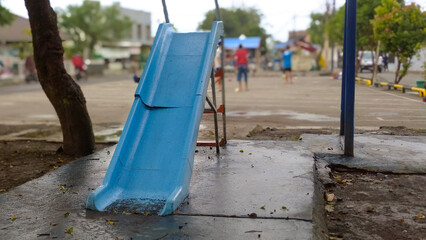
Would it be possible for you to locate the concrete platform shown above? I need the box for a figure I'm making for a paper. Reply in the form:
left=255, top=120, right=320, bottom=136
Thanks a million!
left=302, top=134, right=426, bottom=174
left=0, top=141, right=315, bottom=239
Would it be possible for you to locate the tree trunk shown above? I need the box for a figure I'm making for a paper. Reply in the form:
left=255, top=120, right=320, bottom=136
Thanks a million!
left=395, top=58, right=401, bottom=84
left=25, top=0, right=95, bottom=156
left=371, top=50, right=375, bottom=81
left=371, top=41, right=381, bottom=85
left=323, top=2, right=330, bottom=72
left=315, top=48, right=324, bottom=71
left=355, top=49, right=363, bottom=77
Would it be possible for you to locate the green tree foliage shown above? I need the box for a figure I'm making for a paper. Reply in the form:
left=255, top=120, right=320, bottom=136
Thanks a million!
left=328, top=7, right=345, bottom=46
left=198, top=7, right=269, bottom=53
left=307, top=13, right=325, bottom=46
left=356, top=0, right=383, bottom=50
left=307, top=13, right=326, bottom=70
left=57, top=1, right=133, bottom=58
left=0, top=2, right=15, bottom=26
left=373, top=1, right=425, bottom=83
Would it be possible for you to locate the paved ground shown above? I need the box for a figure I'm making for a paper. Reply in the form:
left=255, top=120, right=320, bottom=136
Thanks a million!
left=0, top=141, right=315, bottom=239
left=0, top=71, right=424, bottom=142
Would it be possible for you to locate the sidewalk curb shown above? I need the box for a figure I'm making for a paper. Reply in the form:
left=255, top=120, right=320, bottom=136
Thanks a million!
left=355, top=77, right=426, bottom=99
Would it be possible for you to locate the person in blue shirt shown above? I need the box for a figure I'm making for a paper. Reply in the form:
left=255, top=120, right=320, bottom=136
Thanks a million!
left=281, top=46, right=293, bottom=84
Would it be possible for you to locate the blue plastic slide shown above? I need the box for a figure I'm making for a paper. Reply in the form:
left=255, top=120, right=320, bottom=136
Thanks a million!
left=86, top=22, right=223, bottom=215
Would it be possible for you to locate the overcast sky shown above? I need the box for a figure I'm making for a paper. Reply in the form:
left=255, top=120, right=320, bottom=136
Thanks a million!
left=3, top=0, right=425, bottom=42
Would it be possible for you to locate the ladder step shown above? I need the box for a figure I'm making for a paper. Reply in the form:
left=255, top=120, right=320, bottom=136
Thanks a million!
left=196, top=138, right=226, bottom=146
left=203, top=104, right=224, bottom=114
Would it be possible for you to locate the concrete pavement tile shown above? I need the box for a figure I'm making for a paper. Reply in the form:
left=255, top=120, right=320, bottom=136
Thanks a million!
left=302, top=134, right=426, bottom=173
left=178, top=141, right=314, bottom=220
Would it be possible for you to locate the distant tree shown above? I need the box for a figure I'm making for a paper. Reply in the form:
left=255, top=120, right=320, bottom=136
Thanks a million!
left=373, top=0, right=426, bottom=83
left=307, top=13, right=326, bottom=70
left=311, top=0, right=404, bottom=78
left=25, top=0, right=95, bottom=156
left=198, top=7, right=269, bottom=54
left=57, top=1, right=133, bottom=58
left=0, top=2, right=14, bottom=26
left=328, top=6, right=345, bottom=46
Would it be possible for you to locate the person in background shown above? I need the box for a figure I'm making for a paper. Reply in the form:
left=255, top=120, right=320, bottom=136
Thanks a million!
left=72, top=54, right=87, bottom=80
left=234, top=44, right=249, bottom=92
left=214, top=42, right=223, bottom=91
left=281, top=46, right=294, bottom=84
left=382, top=54, right=388, bottom=72
left=24, top=55, right=38, bottom=83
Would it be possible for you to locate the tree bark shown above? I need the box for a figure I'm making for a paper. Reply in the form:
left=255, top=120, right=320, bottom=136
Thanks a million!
left=355, top=49, right=363, bottom=77
left=371, top=41, right=381, bottom=85
left=395, top=57, right=401, bottom=84
left=25, top=0, right=95, bottom=156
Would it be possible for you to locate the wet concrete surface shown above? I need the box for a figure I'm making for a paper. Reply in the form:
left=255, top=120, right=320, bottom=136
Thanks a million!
left=302, top=134, right=426, bottom=174
left=0, top=141, right=315, bottom=239
left=178, top=141, right=314, bottom=220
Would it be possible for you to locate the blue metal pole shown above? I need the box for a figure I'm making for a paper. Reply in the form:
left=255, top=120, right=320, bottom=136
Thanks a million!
left=343, top=0, right=357, bottom=156
left=340, top=1, right=349, bottom=136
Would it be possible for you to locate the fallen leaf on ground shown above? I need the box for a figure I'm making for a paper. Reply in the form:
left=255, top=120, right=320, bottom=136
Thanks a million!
left=281, top=206, right=288, bottom=211
left=417, top=213, right=425, bottom=219
left=326, top=193, right=335, bottom=202
left=106, top=220, right=115, bottom=225
left=64, top=212, right=70, bottom=217
left=50, top=222, right=58, bottom=226
left=260, top=205, right=266, bottom=210
left=240, top=149, right=244, bottom=153
left=37, top=233, right=50, bottom=237
left=329, top=237, right=343, bottom=240
left=367, top=206, right=374, bottom=212
left=107, top=151, right=110, bottom=155
left=245, top=230, right=263, bottom=233
left=64, top=227, right=73, bottom=234
left=11, top=216, right=16, bottom=221
left=325, top=205, right=334, bottom=213
left=209, top=131, right=214, bottom=136
left=59, top=185, right=67, bottom=191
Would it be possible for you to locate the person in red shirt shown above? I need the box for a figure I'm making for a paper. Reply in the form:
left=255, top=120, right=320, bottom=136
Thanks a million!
left=234, top=44, right=249, bottom=91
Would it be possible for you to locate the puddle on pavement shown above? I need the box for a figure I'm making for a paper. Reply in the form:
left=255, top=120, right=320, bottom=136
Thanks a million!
left=29, top=114, right=57, bottom=119
left=368, top=112, right=398, bottom=116
left=227, top=110, right=339, bottom=122
left=95, top=127, right=123, bottom=142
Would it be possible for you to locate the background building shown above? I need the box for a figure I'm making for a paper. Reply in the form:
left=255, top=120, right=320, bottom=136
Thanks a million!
left=98, top=6, right=153, bottom=71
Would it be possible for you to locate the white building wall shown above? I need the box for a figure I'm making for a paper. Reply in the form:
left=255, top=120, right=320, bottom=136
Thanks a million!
left=119, top=7, right=152, bottom=46
left=388, top=48, right=426, bottom=72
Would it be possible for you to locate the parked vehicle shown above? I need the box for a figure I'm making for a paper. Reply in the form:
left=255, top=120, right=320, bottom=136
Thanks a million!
left=359, top=51, right=383, bottom=73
